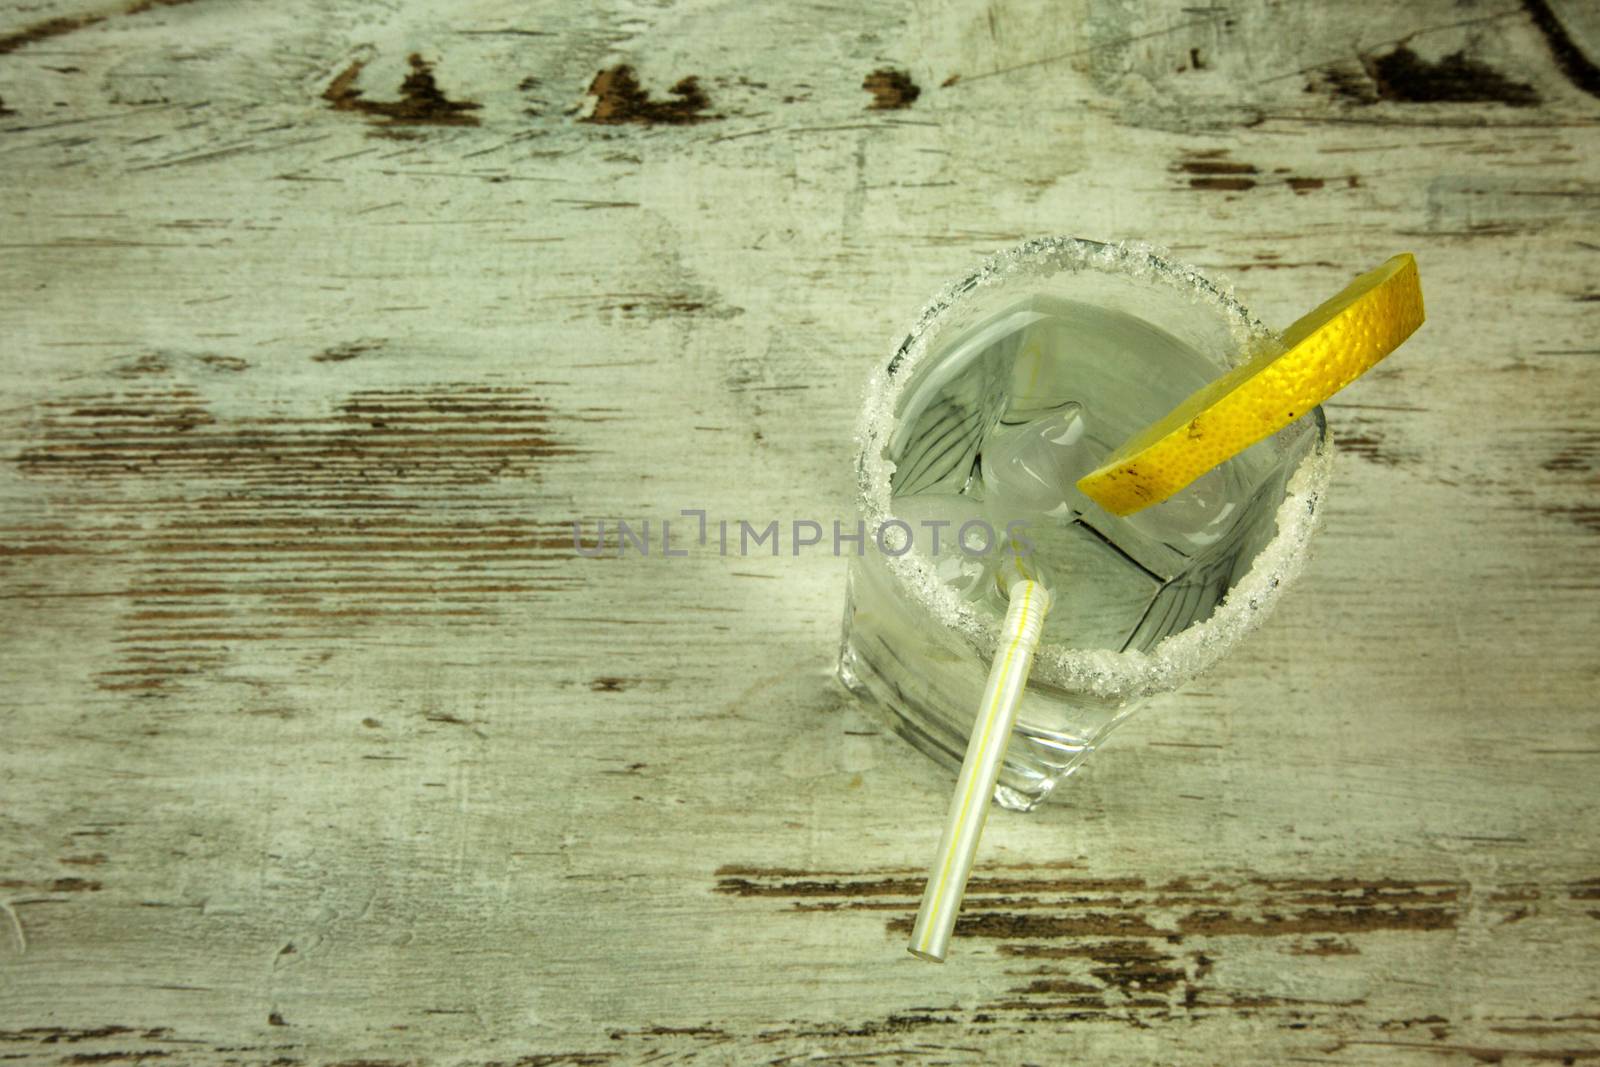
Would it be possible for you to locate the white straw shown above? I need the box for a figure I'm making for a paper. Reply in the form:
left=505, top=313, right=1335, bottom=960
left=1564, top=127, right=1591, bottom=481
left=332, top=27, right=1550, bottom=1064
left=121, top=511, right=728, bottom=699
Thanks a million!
left=909, top=579, right=1053, bottom=963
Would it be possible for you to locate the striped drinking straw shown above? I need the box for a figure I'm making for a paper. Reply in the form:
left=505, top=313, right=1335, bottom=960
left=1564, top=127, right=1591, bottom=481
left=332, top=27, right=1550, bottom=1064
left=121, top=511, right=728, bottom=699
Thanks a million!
left=908, top=576, right=1053, bottom=962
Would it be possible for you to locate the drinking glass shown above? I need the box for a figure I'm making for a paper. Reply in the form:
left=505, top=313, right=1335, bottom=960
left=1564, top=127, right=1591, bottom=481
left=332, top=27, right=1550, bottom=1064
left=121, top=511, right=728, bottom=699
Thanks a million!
left=837, top=237, right=1333, bottom=811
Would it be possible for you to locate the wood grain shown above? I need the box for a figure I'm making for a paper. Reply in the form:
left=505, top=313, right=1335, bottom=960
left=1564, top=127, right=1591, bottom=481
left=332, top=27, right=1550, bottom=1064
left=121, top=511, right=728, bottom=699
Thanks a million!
left=1, top=0, right=1597, bottom=1063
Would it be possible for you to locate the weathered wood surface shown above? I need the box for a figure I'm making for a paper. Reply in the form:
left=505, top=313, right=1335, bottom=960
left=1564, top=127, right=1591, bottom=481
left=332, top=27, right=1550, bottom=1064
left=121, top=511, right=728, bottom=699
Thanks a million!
left=2, top=0, right=1597, bottom=1063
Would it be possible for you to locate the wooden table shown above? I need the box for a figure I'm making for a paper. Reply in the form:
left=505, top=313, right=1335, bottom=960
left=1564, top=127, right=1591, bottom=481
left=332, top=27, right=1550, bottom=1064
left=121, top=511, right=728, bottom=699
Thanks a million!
left=3, top=1, right=1598, bottom=1062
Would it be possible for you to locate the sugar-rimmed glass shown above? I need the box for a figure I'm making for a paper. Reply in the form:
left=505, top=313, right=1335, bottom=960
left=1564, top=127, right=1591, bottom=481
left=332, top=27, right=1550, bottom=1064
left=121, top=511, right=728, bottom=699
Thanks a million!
left=838, top=237, right=1333, bottom=811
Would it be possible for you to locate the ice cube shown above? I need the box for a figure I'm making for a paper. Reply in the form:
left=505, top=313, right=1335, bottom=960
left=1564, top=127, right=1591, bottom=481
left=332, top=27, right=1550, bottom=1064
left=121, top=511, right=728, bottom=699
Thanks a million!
left=889, top=492, right=997, bottom=601
left=979, top=402, right=1096, bottom=522
left=1121, top=462, right=1243, bottom=550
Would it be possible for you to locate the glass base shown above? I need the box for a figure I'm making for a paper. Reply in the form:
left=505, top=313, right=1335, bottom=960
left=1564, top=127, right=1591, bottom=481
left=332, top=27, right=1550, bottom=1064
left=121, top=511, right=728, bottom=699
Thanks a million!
left=838, top=629, right=1093, bottom=813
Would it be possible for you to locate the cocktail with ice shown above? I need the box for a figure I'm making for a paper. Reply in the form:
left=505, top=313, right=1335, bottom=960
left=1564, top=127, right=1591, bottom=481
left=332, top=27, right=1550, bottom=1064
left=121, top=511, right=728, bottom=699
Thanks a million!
left=838, top=238, right=1333, bottom=811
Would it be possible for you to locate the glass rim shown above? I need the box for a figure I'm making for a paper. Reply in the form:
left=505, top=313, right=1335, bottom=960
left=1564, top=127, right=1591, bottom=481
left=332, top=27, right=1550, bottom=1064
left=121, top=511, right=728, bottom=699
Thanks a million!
left=854, top=236, right=1334, bottom=703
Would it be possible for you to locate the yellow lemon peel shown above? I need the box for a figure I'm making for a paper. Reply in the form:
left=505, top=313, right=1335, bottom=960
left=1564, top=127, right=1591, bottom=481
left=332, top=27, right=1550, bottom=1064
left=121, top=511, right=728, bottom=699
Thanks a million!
left=1077, top=253, right=1425, bottom=516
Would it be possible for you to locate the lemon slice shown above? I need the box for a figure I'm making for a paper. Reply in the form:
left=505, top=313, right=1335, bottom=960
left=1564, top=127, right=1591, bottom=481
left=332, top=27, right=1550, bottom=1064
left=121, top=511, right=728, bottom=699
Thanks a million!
left=1077, top=253, right=1424, bottom=516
